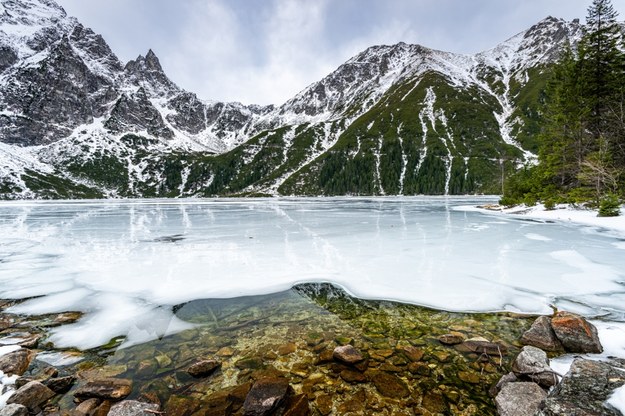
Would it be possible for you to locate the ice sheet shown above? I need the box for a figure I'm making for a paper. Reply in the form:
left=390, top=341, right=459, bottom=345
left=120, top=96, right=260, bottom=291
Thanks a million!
left=1, top=197, right=624, bottom=350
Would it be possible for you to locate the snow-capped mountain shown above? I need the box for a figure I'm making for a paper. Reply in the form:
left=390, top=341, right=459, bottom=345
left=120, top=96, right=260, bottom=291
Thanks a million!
left=0, top=0, right=584, bottom=198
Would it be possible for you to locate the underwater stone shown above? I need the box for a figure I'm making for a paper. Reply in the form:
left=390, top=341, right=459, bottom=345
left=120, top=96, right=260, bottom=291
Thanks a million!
left=370, top=371, right=410, bottom=398
left=243, top=377, right=290, bottom=416
left=73, top=378, right=133, bottom=400
left=186, top=359, right=221, bottom=378
left=332, top=345, right=364, bottom=365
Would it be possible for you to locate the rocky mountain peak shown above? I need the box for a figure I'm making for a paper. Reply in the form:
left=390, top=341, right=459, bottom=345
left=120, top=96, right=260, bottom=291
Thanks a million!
left=124, top=49, right=178, bottom=97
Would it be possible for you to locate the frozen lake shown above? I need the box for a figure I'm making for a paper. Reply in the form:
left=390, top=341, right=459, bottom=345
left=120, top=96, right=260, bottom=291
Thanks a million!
left=1, top=197, right=625, bottom=349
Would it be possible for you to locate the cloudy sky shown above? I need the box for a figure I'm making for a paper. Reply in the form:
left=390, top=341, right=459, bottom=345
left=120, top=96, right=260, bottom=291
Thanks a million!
left=56, top=0, right=621, bottom=106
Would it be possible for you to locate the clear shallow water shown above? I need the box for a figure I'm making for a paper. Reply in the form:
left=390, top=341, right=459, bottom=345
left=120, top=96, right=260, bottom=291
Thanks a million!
left=1, top=196, right=624, bottom=349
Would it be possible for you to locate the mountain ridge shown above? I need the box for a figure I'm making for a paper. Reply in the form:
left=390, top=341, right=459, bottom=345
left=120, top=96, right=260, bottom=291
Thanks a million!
left=0, top=0, right=587, bottom=198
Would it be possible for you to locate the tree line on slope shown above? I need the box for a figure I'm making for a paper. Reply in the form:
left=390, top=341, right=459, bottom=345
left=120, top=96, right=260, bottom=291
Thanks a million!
left=502, top=0, right=625, bottom=216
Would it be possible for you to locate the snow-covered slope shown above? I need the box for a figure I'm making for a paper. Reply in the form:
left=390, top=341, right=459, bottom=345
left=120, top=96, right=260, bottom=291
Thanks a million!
left=0, top=0, right=585, bottom=198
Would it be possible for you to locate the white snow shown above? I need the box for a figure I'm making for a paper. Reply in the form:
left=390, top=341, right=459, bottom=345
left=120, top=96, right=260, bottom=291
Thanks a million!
left=608, top=384, right=625, bottom=414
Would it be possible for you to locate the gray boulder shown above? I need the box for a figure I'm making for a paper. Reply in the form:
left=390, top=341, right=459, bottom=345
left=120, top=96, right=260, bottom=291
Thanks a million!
left=512, top=346, right=558, bottom=388
left=108, top=400, right=160, bottom=416
left=0, top=404, right=28, bottom=416
left=495, top=382, right=546, bottom=416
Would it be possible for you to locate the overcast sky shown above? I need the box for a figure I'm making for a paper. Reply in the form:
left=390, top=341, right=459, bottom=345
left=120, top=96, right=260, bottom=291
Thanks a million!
left=55, top=0, right=623, bottom=106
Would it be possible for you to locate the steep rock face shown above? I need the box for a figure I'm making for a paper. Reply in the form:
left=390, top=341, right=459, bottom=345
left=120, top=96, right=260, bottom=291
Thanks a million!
left=0, top=0, right=589, bottom=198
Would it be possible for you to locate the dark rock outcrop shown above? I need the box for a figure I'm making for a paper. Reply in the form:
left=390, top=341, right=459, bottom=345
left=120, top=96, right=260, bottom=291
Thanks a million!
left=538, top=358, right=625, bottom=415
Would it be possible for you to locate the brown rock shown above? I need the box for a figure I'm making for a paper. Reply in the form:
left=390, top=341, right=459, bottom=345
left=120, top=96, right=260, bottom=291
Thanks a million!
left=186, top=359, right=221, bottom=378
left=243, top=377, right=290, bottom=416
left=407, top=362, right=430, bottom=375
left=458, top=371, right=481, bottom=384
left=455, top=337, right=508, bottom=356
left=315, top=394, right=333, bottom=416
left=316, top=350, right=334, bottom=364
left=74, top=378, right=133, bottom=401
left=277, top=343, right=297, bottom=356
left=6, top=381, right=55, bottom=411
left=438, top=332, right=466, bottom=345
left=397, top=345, right=424, bottom=362
left=520, top=316, right=564, bottom=352
left=422, top=391, right=448, bottom=414
left=332, top=345, right=364, bottom=365
left=339, top=369, right=366, bottom=383
left=551, top=311, right=603, bottom=353
left=283, top=394, right=311, bottom=416
left=108, top=400, right=159, bottom=416
left=370, top=371, right=410, bottom=399
left=0, top=349, right=35, bottom=376
left=73, top=398, right=101, bottom=416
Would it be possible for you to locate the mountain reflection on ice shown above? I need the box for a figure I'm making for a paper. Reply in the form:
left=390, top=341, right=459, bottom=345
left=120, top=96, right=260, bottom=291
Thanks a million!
left=0, top=197, right=624, bottom=350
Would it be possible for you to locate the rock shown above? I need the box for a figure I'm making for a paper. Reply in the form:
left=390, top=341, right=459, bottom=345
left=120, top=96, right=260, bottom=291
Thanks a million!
left=73, top=398, right=101, bottom=416
left=332, top=345, right=364, bottom=365
left=512, top=346, right=558, bottom=388
left=520, top=316, right=564, bottom=352
left=438, top=332, right=466, bottom=345
left=243, top=377, right=290, bottom=416
left=277, top=343, right=297, bottom=356
left=457, top=371, right=481, bottom=384
left=282, top=394, right=311, bottom=416
left=455, top=337, right=507, bottom=356
left=538, top=358, right=625, bottom=415
left=370, top=371, right=410, bottom=399
left=397, top=345, right=424, bottom=362
left=108, top=400, right=160, bottom=416
left=0, top=404, right=28, bottom=416
left=339, top=369, right=366, bottom=383
left=495, top=382, right=547, bottom=416
left=44, top=375, right=76, bottom=393
left=6, top=381, right=55, bottom=411
left=494, top=372, right=518, bottom=394
left=315, top=394, right=333, bottom=416
left=550, top=312, right=602, bottom=353
left=74, top=378, right=133, bottom=401
left=164, top=395, right=200, bottom=416
left=186, top=359, right=221, bottom=378
left=0, top=349, right=35, bottom=376
left=422, top=391, right=448, bottom=414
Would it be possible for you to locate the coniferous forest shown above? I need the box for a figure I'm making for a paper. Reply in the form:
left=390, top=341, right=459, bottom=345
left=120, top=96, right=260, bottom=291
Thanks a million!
left=502, top=0, right=625, bottom=216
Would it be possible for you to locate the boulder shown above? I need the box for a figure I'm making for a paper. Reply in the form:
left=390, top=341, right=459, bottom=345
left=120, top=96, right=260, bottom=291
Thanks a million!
left=0, top=349, right=35, bottom=376
left=243, top=377, right=290, bottom=416
left=108, top=400, right=160, bottom=416
left=332, top=345, right=364, bottom=364
left=512, top=346, right=558, bottom=388
left=520, top=316, right=564, bottom=352
left=6, top=381, right=55, bottom=411
left=538, top=358, right=625, bottom=415
left=494, top=372, right=518, bottom=394
left=73, top=398, right=101, bottom=416
left=0, top=404, right=28, bottom=416
left=44, top=375, right=76, bottom=393
left=186, top=359, right=221, bottom=378
left=74, top=378, right=133, bottom=401
left=495, top=382, right=547, bottom=416
left=550, top=312, right=602, bottom=353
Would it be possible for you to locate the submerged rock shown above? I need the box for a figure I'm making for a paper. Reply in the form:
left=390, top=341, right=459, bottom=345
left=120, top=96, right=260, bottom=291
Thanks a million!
left=332, top=345, right=364, bottom=364
left=73, top=377, right=133, bottom=400
left=550, top=312, right=602, bottom=353
left=495, top=382, right=546, bottom=416
left=243, top=377, right=290, bottom=416
left=520, top=316, right=564, bottom=352
left=186, top=359, right=221, bottom=378
left=370, top=371, right=410, bottom=398
left=512, top=346, right=558, bottom=388
left=538, top=358, right=625, bottom=415
left=438, top=332, right=466, bottom=345
left=456, top=337, right=507, bottom=356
